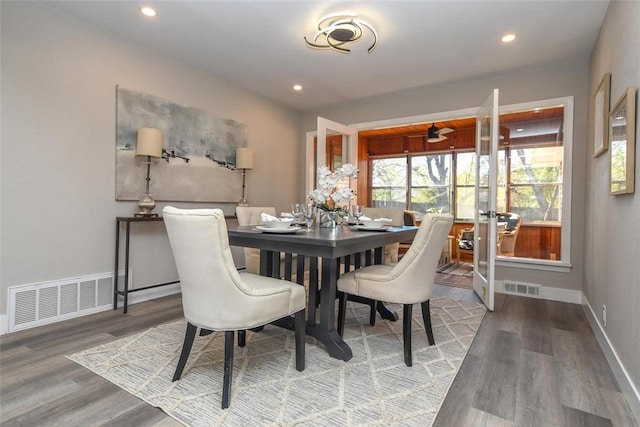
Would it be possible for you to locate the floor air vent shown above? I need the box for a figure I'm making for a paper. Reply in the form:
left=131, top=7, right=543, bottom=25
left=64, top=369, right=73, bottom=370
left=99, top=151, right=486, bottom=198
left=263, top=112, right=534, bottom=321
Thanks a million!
left=503, top=280, right=541, bottom=297
left=7, top=272, right=125, bottom=333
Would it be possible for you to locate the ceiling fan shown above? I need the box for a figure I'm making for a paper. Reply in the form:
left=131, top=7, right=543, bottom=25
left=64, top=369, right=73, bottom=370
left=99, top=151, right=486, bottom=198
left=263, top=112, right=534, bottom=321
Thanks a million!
left=427, top=123, right=454, bottom=143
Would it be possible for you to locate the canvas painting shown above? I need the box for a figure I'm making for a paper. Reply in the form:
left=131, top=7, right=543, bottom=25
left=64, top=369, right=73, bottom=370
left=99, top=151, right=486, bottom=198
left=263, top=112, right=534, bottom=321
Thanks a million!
left=115, top=86, right=246, bottom=202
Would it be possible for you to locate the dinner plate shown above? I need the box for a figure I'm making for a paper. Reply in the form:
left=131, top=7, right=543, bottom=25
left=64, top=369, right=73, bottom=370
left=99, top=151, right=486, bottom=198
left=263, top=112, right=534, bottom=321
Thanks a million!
left=255, top=225, right=301, bottom=234
left=352, top=225, right=391, bottom=232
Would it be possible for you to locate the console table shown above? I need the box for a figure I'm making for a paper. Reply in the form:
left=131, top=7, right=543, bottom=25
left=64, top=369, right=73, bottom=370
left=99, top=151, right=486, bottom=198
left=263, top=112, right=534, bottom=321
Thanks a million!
left=113, top=216, right=179, bottom=313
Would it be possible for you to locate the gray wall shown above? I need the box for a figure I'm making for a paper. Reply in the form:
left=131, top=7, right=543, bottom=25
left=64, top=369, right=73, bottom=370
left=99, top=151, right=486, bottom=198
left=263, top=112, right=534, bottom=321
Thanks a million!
left=586, top=0, right=640, bottom=400
left=301, top=59, right=590, bottom=292
left=0, top=1, right=302, bottom=313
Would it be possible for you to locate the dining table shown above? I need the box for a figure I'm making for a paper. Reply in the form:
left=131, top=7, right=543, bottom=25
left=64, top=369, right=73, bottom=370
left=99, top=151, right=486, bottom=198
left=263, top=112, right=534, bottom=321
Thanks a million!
left=227, top=223, right=419, bottom=361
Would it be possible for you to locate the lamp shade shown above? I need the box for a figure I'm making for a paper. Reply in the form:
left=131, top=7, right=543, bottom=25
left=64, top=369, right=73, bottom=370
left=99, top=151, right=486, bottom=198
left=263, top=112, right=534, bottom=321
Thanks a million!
left=236, top=147, right=254, bottom=170
left=136, top=128, right=163, bottom=158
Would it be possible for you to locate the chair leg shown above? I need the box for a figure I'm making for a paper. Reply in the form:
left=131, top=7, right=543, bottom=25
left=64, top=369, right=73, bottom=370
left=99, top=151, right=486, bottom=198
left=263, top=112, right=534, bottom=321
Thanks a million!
left=173, top=322, right=197, bottom=381
left=222, top=331, right=234, bottom=409
left=421, top=300, right=435, bottom=346
left=294, top=309, right=305, bottom=371
left=337, top=292, right=348, bottom=337
left=369, top=299, right=377, bottom=326
left=403, top=304, right=413, bottom=367
left=238, top=330, right=246, bottom=347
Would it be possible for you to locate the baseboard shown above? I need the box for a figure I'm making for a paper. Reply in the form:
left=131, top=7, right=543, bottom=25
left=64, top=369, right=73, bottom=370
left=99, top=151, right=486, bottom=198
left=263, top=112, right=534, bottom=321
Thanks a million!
left=0, top=314, right=7, bottom=335
left=115, top=283, right=181, bottom=308
left=496, top=280, right=582, bottom=304
left=583, top=294, right=640, bottom=422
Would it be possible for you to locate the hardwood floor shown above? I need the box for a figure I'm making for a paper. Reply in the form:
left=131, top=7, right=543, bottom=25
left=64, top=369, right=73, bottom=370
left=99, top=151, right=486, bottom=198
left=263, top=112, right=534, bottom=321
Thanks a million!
left=1, top=286, right=637, bottom=426
left=433, top=291, right=638, bottom=427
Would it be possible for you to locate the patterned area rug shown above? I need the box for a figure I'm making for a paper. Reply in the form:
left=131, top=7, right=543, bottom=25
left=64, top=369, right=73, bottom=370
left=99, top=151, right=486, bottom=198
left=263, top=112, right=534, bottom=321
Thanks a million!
left=436, top=262, right=474, bottom=277
left=68, top=297, right=485, bottom=426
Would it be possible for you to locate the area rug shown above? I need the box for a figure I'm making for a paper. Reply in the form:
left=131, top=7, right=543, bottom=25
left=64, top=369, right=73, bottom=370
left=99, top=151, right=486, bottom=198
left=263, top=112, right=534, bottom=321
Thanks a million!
left=68, top=297, right=485, bottom=426
left=436, top=262, right=473, bottom=277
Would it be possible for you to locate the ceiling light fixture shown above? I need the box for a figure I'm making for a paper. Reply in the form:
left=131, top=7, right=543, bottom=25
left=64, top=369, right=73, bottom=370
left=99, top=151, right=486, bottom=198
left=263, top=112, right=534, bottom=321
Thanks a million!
left=304, top=12, right=377, bottom=54
left=140, top=6, right=157, bottom=17
left=501, top=33, right=516, bottom=43
left=293, top=84, right=302, bottom=91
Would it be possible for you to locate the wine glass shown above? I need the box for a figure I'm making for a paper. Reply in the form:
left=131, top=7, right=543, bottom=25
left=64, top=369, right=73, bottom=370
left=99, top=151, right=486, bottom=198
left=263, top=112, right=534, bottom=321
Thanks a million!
left=302, top=204, right=316, bottom=232
left=351, top=205, right=364, bottom=225
left=291, top=203, right=304, bottom=225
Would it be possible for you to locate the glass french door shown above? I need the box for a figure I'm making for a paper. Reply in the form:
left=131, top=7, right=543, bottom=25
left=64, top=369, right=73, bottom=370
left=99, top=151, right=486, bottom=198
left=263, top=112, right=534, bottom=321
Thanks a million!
left=306, top=117, right=359, bottom=204
left=473, top=89, right=500, bottom=311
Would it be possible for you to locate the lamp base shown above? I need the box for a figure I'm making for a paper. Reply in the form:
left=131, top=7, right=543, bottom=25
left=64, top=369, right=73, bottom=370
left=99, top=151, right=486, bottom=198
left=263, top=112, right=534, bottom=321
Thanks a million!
left=137, top=193, right=157, bottom=216
left=238, top=197, right=250, bottom=207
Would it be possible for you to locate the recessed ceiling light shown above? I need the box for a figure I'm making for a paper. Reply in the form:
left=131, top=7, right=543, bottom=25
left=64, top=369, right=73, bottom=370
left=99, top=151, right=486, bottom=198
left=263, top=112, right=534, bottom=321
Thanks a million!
left=293, top=84, right=302, bottom=91
left=140, top=7, right=157, bottom=17
left=501, top=33, right=516, bottom=43
left=516, top=128, right=524, bottom=132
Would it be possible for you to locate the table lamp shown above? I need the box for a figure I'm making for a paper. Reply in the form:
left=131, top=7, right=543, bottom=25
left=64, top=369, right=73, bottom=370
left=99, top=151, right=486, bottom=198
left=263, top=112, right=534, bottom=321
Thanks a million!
left=135, top=127, right=163, bottom=216
left=236, top=147, right=254, bottom=206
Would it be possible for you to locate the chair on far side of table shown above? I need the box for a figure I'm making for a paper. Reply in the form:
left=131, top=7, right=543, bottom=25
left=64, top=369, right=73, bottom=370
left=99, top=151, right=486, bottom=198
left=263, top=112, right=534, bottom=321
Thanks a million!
left=235, top=206, right=277, bottom=274
left=337, top=213, right=454, bottom=366
left=163, top=206, right=306, bottom=409
left=362, top=207, right=405, bottom=264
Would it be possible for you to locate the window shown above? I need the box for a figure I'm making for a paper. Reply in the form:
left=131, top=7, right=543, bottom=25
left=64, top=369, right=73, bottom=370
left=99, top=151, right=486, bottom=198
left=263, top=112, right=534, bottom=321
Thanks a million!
left=455, top=152, right=475, bottom=219
left=366, top=99, right=571, bottom=262
left=371, top=157, right=406, bottom=209
left=410, top=154, right=451, bottom=214
left=508, top=146, right=563, bottom=222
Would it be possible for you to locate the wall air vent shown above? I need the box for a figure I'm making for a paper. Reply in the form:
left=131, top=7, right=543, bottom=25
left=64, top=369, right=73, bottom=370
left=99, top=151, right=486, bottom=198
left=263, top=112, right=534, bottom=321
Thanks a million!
left=7, top=271, right=129, bottom=333
left=502, top=280, right=541, bottom=298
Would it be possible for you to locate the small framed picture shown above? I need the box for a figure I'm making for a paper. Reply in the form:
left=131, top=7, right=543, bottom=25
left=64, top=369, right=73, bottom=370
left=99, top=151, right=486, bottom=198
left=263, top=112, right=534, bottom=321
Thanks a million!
left=609, top=86, right=637, bottom=195
left=593, top=73, right=611, bottom=157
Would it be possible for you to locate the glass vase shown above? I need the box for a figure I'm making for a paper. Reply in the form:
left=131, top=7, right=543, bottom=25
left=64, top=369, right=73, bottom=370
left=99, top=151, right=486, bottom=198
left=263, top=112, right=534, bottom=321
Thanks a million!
left=319, top=210, right=338, bottom=228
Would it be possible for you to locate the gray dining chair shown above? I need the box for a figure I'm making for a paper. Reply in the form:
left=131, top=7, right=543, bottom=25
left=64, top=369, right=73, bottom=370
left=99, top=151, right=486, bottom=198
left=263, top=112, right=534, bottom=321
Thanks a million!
left=337, top=213, right=454, bottom=366
left=163, top=206, right=306, bottom=409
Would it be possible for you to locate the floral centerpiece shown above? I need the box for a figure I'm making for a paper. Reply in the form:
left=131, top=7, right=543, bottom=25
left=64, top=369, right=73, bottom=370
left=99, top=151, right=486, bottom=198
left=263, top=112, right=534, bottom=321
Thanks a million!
left=308, top=164, right=358, bottom=226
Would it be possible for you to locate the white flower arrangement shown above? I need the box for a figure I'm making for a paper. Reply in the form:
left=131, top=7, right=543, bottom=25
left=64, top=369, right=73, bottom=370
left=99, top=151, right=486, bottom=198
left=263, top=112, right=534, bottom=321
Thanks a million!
left=308, top=164, right=358, bottom=211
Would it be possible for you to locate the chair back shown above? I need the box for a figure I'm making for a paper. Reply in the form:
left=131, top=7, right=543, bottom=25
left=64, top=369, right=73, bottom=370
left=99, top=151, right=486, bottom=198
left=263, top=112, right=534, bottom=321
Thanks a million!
left=385, top=213, right=453, bottom=302
left=163, top=206, right=253, bottom=329
left=362, top=207, right=405, bottom=226
left=403, top=211, right=417, bottom=226
left=498, top=212, right=521, bottom=256
left=236, top=206, right=277, bottom=226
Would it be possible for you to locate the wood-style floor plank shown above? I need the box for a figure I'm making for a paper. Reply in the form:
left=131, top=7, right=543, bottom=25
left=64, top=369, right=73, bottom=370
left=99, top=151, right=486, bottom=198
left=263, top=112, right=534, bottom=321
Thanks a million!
left=434, top=288, right=638, bottom=427
left=1, top=287, right=637, bottom=426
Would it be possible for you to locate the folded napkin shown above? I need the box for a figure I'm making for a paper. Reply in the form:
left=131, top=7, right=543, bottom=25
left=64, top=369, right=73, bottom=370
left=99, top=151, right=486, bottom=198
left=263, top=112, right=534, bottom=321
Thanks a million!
left=260, top=213, right=292, bottom=223
left=359, top=216, right=391, bottom=222
left=261, top=213, right=278, bottom=223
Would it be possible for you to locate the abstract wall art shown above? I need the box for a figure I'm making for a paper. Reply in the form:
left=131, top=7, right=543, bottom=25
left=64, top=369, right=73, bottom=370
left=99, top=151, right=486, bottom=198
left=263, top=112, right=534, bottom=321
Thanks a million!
left=115, top=86, right=247, bottom=202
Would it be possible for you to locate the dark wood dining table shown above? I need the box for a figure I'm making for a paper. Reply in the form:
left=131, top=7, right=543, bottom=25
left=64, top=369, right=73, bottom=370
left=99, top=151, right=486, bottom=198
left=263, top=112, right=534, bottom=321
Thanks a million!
left=227, top=224, right=418, bottom=361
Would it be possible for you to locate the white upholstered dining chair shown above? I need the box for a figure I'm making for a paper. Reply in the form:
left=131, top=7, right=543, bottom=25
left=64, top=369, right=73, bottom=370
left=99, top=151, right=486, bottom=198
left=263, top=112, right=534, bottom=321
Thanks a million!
left=235, top=206, right=277, bottom=274
left=163, top=206, right=306, bottom=409
left=362, top=207, right=406, bottom=264
left=337, top=213, right=454, bottom=366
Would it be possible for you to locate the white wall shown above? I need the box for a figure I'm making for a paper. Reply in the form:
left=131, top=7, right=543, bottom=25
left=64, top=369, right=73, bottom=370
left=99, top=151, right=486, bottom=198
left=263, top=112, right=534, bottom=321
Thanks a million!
left=301, top=59, right=590, bottom=292
left=586, top=0, right=640, bottom=403
left=0, top=2, right=302, bottom=314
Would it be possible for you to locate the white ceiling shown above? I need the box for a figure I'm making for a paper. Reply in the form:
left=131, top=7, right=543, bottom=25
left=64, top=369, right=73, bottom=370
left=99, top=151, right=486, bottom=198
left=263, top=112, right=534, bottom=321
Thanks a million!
left=45, top=0, right=610, bottom=112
